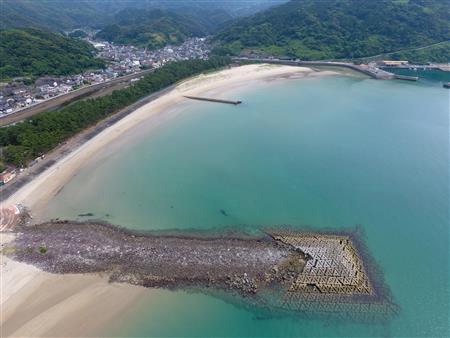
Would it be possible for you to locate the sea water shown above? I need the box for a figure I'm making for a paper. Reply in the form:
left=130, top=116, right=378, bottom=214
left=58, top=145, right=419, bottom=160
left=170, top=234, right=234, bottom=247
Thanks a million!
left=43, top=74, right=449, bottom=337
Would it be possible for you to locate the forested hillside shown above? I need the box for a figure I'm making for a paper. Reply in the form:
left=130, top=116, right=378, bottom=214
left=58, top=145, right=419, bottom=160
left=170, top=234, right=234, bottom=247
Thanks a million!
left=0, top=0, right=282, bottom=31
left=0, top=29, right=104, bottom=80
left=213, top=0, right=450, bottom=61
left=0, top=57, right=231, bottom=167
left=96, top=8, right=231, bottom=49
left=365, top=42, right=450, bottom=64
left=0, top=0, right=110, bottom=30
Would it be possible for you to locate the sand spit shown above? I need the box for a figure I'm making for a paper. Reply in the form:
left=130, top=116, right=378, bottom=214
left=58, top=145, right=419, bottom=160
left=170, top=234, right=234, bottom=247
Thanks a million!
left=6, top=222, right=398, bottom=324
left=0, top=64, right=338, bottom=337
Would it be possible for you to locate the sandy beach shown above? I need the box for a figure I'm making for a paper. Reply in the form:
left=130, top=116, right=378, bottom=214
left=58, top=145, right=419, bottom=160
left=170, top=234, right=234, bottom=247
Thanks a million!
left=3, top=64, right=324, bottom=212
left=1, top=235, right=145, bottom=337
left=1, top=64, right=331, bottom=337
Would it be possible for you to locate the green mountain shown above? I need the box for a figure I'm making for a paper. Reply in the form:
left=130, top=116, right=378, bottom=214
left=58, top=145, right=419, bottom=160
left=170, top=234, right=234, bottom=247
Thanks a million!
left=0, top=0, right=111, bottom=30
left=0, top=0, right=283, bottom=31
left=96, top=8, right=232, bottom=49
left=85, top=0, right=285, bottom=18
left=68, top=29, right=89, bottom=39
left=213, top=0, right=450, bottom=61
left=0, top=28, right=104, bottom=80
left=383, top=42, right=450, bottom=64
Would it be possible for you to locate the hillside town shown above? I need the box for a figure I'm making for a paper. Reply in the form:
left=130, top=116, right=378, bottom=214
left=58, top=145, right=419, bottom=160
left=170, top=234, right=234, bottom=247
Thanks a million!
left=0, top=37, right=209, bottom=116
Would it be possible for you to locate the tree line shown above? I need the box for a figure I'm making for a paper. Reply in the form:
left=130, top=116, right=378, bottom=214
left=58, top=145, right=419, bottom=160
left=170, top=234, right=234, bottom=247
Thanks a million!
left=0, top=57, right=231, bottom=167
left=213, top=0, right=450, bottom=62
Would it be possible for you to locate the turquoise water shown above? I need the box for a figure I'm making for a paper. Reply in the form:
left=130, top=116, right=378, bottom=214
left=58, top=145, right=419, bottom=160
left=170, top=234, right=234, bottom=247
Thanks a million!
left=382, top=68, right=450, bottom=87
left=44, top=75, right=449, bottom=337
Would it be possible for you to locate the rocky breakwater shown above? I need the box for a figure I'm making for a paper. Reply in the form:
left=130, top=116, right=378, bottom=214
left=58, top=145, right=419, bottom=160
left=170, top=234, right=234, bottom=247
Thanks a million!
left=5, top=222, right=398, bottom=323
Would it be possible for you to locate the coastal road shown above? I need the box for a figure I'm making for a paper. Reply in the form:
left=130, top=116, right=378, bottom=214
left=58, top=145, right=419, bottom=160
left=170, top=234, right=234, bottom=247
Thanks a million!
left=0, top=69, right=154, bottom=127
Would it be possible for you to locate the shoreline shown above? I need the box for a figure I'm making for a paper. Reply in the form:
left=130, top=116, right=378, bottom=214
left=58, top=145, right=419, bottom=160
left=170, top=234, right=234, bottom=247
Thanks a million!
left=1, top=64, right=336, bottom=337
left=3, top=64, right=327, bottom=214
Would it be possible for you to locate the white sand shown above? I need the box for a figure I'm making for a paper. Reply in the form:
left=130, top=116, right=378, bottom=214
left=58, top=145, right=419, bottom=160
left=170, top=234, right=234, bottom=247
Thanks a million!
left=0, top=64, right=327, bottom=337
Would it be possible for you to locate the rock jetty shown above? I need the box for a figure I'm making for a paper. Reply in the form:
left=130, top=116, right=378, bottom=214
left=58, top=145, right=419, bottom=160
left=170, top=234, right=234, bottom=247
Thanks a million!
left=6, top=222, right=398, bottom=323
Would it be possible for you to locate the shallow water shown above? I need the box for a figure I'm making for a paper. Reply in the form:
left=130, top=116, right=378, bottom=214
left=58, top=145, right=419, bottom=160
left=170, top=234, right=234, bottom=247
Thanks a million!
left=383, top=68, right=450, bottom=87
left=44, top=74, right=449, bottom=337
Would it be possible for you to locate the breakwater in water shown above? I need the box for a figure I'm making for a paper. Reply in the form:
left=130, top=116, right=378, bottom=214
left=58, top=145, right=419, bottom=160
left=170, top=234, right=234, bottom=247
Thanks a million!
left=184, top=96, right=242, bottom=105
left=7, top=222, right=398, bottom=323
left=393, top=74, right=419, bottom=81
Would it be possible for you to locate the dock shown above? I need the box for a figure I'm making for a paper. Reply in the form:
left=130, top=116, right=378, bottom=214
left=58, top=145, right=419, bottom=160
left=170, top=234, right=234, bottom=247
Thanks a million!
left=383, top=64, right=450, bottom=72
left=184, top=96, right=242, bottom=105
left=393, top=74, right=419, bottom=81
